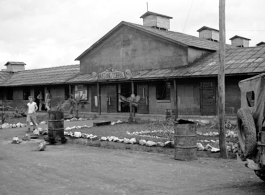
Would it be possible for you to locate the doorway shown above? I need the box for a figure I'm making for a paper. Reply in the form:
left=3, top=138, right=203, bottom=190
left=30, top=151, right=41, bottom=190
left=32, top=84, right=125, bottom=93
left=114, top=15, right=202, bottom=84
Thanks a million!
left=118, top=83, right=131, bottom=112
left=34, top=87, right=45, bottom=111
left=200, top=81, right=216, bottom=115
left=137, top=84, right=149, bottom=114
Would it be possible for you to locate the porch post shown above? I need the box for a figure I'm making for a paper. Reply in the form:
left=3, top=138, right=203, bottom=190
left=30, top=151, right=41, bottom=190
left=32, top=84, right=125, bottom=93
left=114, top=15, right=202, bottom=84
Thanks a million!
left=97, top=83, right=101, bottom=115
left=131, top=81, right=135, bottom=117
left=174, top=79, right=178, bottom=120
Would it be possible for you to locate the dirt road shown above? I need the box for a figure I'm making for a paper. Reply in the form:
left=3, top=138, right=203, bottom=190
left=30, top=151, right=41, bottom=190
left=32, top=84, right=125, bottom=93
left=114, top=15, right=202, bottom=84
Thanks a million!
left=0, top=127, right=264, bottom=195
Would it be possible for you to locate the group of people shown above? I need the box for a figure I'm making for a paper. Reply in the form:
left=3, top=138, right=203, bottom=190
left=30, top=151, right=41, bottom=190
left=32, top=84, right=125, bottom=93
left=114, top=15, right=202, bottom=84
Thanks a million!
left=26, top=91, right=51, bottom=132
left=36, top=91, right=51, bottom=111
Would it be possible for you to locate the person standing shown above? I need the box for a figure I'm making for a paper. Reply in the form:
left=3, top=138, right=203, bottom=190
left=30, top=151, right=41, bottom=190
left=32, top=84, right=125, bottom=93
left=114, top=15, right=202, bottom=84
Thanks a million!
left=27, top=96, right=38, bottom=132
left=37, top=91, right=43, bottom=111
left=45, top=90, right=51, bottom=111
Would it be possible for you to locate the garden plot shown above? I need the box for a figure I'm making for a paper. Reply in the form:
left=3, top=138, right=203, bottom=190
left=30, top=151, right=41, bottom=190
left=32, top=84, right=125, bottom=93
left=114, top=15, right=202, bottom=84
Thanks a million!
left=62, top=118, right=239, bottom=155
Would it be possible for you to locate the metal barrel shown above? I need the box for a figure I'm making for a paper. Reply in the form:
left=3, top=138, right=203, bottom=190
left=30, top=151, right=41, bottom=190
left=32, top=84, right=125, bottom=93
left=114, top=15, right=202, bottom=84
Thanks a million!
left=47, top=111, right=66, bottom=144
left=174, top=121, right=197, bottom=161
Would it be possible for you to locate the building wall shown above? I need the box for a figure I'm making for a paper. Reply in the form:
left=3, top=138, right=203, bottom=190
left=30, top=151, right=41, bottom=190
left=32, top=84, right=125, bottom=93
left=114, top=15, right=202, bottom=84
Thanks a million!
left=6, top=65, right=25, bottom=72
left=143, top=15, right=157, bottom=27
left=80, top=25, right=188, bottom=73
left=188, top=48, right=211, bottom=64
left=177, top=79, right=201, bottom=115
left=148, top=81, right=175, bottom=114
left=156, top=16, right=170, bottom=30
left=225, top=76, right=249, bottom=115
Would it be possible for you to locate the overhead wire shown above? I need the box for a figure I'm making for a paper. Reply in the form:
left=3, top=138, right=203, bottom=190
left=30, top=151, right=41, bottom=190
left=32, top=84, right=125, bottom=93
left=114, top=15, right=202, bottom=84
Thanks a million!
left=182, top=0, right=194, bottom=32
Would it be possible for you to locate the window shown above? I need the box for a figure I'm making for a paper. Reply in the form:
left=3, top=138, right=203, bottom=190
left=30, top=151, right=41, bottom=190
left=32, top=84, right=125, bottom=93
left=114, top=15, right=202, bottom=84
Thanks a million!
left=74, top=85, right=88, bottom=101
left=23, top=87, right=30, bottom=100
left=246, top=91, right=255, bottom=107
left=156, top=82, right=171, bottom=101
left=6, top=88, right=13, bottom=100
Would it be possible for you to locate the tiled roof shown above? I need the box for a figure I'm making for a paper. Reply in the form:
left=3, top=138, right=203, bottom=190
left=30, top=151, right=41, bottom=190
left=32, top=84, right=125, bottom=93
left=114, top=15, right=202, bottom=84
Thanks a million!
left=69, top=46, right=265, bottom=82
left=75, top=21, right=234, bottom=60
left=0, top=65, right=79, bottom=87
left=0, top=71, right=13, bottom=83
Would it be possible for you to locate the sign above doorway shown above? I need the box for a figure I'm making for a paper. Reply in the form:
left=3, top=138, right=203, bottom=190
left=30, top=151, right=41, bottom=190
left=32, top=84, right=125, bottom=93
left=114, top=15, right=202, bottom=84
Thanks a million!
left=92, top=68, right=132, bottom=80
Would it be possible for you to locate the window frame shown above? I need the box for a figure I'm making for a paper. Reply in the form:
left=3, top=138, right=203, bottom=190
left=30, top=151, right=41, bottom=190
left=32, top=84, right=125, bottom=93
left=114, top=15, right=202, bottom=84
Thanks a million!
left=156, top=81, right=171, bottom=102
left=23, top=87, right=31, bottom=100
left=6, top=88, right=13, bottom=101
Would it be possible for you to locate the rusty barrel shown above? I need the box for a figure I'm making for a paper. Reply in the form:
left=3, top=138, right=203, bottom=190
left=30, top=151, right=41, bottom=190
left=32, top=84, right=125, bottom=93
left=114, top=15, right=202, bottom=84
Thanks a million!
left=48, top=111, right=66, bottom=144
left=174, top=119, right=197, bottom=160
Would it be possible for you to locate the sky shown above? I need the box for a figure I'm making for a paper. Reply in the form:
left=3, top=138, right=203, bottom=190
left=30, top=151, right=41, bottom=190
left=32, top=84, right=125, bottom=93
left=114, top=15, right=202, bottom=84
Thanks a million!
left=1, top=0, right=265, bottom=70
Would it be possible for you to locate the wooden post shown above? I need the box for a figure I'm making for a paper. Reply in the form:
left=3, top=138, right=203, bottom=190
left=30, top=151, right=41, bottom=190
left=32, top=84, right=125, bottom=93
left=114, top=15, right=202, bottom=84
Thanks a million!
left=173, top=79, right=178, bottom=120
left=218, top=0, right=228, bottom=158
left=131, top=81, right=135, bottom=117
left=97, top=83, right=101, bottom=115
left=69, top=85, right=71, bottom=98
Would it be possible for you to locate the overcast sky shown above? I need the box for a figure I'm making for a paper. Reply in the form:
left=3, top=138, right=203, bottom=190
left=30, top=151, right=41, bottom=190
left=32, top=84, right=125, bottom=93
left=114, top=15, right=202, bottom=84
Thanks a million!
left=1, top=0, right=265, bottom=70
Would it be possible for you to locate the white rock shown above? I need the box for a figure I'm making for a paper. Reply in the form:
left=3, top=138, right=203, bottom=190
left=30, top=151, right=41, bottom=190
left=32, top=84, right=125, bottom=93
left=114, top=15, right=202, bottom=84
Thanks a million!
left=111, top=122, right=116, bottom=125
left=33, top=129, right=39, bottom=135
left=146, top=140, right=157, bottom=147
left=197, top=143, right=205, bottom=151
left=123, top=138, right=130, bottom=144
left=211, top=147, right=220, bottom=153
left=129, top=138, right=137, bottom=144
left=116, top=120, right=122, bottom=124
left=113, top=137, right=119, bottom=142
left=139, top=139, right=146, bottom=146
left=205, top=144, right=212, bottom=150
left=100, top=137, right=107, bottom=141
left=38, top=142, right=46, bottom=151
left=74, top=131, right=82, bottom=138
left=157, top=142, right=165, bottom=147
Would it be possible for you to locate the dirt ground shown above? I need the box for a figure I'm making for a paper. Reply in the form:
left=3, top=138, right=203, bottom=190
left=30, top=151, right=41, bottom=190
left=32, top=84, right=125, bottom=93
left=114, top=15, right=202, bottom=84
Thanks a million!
left=1, top=124, right=265, bottom=195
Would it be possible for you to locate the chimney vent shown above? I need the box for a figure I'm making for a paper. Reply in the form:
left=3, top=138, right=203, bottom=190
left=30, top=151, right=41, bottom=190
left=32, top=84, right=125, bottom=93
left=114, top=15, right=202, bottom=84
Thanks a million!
left=256, top=42, right=265, bottom=47
left=229, top=35, right=250, bottom=47
left=5, top=61, right=26, bottom=72
left=140, top=11, right=172, bottom=31
left=197, top=26, right=219, bottom=42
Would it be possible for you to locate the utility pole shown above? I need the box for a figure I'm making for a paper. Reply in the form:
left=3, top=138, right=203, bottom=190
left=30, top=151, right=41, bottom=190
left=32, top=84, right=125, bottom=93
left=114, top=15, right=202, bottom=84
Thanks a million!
left=218, top=0, right=228, bottom=158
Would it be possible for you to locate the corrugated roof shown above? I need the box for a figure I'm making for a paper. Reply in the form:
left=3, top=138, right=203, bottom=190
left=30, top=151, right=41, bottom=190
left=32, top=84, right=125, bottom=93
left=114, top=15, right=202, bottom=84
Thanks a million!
left=140, top=11, right=173, bottom=19
left=197, top=26, right=219, bottom=32
left=75, top=21, right=234, bottom=60
left=0, top=65, right=79, bottom=87
left=229, top=35, right=251, bottom=41
left=69, top=46, right=265, bottom=82
left=5, top=61, right=26, bottom=66
left=0, top=71, right=13, bottom=83
left=127, top=22, right=233, bottom=51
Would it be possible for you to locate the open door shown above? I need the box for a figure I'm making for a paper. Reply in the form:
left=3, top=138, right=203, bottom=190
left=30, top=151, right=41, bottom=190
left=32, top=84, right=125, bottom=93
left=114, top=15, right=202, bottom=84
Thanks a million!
left=137, top=84, right=149, bottom=114
left=91, top=85, right=98, bottom=112
left=34, top=87, right=45, bottom=111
